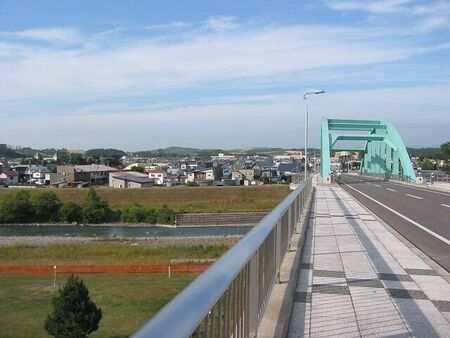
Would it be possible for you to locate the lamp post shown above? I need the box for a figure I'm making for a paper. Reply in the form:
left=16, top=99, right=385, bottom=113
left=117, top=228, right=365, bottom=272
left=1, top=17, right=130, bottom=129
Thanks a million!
left=303, top=90, right=325, bottom=182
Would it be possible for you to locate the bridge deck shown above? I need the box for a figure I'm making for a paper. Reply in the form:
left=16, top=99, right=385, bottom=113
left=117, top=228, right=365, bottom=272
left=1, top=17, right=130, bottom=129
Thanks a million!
left=288, top=185, right=450, bottom=337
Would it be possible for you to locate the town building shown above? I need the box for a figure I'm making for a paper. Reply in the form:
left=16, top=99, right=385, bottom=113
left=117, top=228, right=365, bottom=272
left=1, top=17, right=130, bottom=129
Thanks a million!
left=0, top=170, right=19, bottom=185
left=57, top=164, right=118, bottom=185
left=109, top=172, right=154, bottom=188
left=146, top=169, right=167, bottom=185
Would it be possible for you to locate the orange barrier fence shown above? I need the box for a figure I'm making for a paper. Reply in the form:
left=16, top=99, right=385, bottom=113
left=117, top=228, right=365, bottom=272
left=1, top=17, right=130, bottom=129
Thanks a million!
left=0, top=263, right=211, bottom=274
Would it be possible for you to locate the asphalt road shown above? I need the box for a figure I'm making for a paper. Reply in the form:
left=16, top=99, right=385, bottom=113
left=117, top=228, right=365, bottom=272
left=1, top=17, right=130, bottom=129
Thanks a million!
left=338, top=174, right=450, bottom=272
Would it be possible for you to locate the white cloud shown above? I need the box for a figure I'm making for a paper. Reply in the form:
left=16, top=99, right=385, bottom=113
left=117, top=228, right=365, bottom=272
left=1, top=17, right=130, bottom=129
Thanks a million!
left=325, top=0, right=414, bottom=14
left=204, top=16, right=240, bottom=32
left=0, top=15, right=449, bottom=149
left=4, top=28, right=84, bottom=44
left=325, top=0, right=450, bottom=31
left=0, top=22, right=444, bottom=103
left=2, top=86, right=449, bottom=149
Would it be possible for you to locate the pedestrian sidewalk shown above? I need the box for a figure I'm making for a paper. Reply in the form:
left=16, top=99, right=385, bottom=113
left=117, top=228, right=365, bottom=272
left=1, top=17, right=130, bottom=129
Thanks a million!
left=288, top=185, right=450, bottom=338
left=430, top=181, right=450, bottom=193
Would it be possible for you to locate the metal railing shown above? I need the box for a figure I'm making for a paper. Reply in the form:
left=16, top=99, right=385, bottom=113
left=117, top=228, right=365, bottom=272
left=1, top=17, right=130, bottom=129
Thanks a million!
left=291, top=173, right=304, bottom=185
left=361, top=171, right=416, bottom=184
left=132, top=177, right=313, bottom=338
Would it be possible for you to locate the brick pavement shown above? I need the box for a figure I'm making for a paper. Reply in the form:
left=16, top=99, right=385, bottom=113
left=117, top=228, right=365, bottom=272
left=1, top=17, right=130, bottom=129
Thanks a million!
left=288, top=185, right=450, bottom=338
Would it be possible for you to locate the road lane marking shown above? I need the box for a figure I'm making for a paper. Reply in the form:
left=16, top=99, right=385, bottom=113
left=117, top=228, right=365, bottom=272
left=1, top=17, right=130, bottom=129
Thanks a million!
left=406, top=194, right=423, bottom=200
left=366, top=182, right=372, bottom=185
left=374, top=184, right=381, bottom=187
left=341, top=182, right=450, bottom=247
left=387, top=188, right=396, bottom=192
left=384, top=181, right=450, bottom=197
left=442, top=204, right=450, bottom=208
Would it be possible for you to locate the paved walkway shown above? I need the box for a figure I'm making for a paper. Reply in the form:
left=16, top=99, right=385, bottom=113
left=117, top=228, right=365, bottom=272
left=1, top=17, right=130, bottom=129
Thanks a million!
left=431, top=181, right=450, bottom=193
left=288, top=185, right=450, bottom=338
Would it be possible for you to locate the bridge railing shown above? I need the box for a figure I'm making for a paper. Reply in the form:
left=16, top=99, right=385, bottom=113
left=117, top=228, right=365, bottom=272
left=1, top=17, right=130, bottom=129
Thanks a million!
left=132, top=177, right=313, bottom=338
left=361, top=171, right=416, bottom=184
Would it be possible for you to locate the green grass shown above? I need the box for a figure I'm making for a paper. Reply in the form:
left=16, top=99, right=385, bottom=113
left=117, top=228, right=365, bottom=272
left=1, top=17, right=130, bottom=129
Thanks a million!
left=0, top=185, right=290, bottom=213
left=0, top=241, right=229, bottom=265
left=0, top=273, right=198, bottom=338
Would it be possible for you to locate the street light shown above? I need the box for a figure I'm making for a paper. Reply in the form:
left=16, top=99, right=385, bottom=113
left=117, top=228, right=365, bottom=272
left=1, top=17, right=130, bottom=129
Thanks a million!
left=303, top=90, right=325, bottom=182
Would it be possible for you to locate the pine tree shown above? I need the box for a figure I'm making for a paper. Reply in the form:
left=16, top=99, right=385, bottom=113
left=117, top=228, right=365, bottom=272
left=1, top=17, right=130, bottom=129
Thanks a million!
left=82, top=188, right=110, bottom=223
left=45, top=274, right=102, bottom=338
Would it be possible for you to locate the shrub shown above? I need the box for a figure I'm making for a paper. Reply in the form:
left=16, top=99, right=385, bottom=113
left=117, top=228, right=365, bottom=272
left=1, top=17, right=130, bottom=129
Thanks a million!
left=45, top=274, right=102, bottom=338
left=0, top=190, right=34, bottom=223
left=121, top=205, right=169, bottom=224
left=31, top=190, right=61, bottom=222
left=82, top=188, right=110, bottom=224
left=157, top=204, right=175, bottom=224
left=145, top=208, right=158, bottom=224
left=59, top=201, right=83, bottom=223
left=121, top=204, right=145, bottom=223
left=121, top=205, right=158, bottom=224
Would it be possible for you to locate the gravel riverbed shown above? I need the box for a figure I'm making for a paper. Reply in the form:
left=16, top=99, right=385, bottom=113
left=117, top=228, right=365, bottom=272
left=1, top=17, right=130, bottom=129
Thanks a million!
left=0, top=235, right=243, bottom=247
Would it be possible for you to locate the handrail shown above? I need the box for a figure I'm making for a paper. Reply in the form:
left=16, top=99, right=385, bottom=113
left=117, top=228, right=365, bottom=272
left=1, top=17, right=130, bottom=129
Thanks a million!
left=132, top=177, right=312, bottom=338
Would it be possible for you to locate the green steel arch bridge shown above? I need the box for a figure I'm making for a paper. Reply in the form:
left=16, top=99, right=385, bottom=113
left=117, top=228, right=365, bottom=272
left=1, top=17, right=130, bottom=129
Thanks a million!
left=320, top=118, right=417, bottom=183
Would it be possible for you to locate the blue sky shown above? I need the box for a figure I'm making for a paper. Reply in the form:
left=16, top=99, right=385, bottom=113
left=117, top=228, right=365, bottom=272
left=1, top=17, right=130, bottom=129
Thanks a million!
left=1, top=0, right=449, bottom=150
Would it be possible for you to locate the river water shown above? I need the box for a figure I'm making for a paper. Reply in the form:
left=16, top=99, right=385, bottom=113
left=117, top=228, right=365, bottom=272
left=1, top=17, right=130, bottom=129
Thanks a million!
left=0, top=225, right=251, bottom=238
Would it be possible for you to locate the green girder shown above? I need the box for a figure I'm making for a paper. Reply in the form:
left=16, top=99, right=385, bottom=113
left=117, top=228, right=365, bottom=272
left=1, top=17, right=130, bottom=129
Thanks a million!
left=320, top=118, right=416, bottom=183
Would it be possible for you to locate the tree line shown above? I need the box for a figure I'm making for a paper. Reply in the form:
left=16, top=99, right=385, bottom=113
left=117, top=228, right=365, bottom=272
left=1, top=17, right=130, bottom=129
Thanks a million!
left=0, top=188, right=175, bottom=224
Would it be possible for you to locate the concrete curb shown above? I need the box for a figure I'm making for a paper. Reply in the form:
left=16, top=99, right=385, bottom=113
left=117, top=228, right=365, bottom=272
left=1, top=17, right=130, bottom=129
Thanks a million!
left=258, top=187, right=315, bottom=338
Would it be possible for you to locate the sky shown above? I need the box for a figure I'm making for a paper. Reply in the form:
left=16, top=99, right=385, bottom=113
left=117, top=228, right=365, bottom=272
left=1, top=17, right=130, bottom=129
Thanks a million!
left=0, top=0, right=449, bottom=151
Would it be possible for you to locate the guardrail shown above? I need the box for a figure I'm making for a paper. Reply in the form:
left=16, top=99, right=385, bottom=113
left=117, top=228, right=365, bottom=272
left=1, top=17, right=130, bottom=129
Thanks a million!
left=361, top=171, right=416, bottom=184
left=291, top=173, right=304, bottom=185
left=132, top=177, right=313, bottom=338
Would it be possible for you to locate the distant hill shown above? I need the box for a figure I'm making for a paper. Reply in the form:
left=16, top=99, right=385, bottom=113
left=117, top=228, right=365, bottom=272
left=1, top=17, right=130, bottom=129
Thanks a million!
left=0, top=147, right=21, bottom=158
left=407, top=147, right=441, bottom=158
left=85, top=148, right=126, bottom=158
left=134, top=147, right=224, bottom=157
left=233, top=147, right=286, bottom=155
left=134, top=146, right=301, bottom=157
left=163, top=146, right=201, bottom=154
left=15, top=147, right=38, bottom=157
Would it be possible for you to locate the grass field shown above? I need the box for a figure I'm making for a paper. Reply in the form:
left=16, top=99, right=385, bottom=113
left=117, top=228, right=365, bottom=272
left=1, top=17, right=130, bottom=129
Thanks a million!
left=0, top=273, right=198, bottom=338
left=0, top=241, right=229, bottom=265
left=0, top=185, right=290, bottom=213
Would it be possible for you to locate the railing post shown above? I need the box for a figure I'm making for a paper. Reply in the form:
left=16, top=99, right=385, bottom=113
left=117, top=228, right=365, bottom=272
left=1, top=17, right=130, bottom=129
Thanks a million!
left=275, top=220, right=282, bottom=283
left=287, top=205, right=292, bottom=249
left=294, top=195, right=299, bottom=232
left=248, top=253, right=259, bottom=338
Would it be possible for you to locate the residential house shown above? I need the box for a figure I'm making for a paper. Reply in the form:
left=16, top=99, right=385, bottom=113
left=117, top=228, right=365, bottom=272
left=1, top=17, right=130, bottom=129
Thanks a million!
left=276, top=162, right=300, bottom=177
left=109, top=172, right=154, bottom=188
left=0, top=171, right=18, bottom=185
left=57, top=164, right=118, bottom=185
left=211, top=153, right=236, bottom=161
left=29, top=165, right=50, bottom=185
left=253, top=159, right=276, bottom=179
left=146, top=169, right=167, bottom=185
left=186, top=169, right=214, bottom=183
left=9, top=165, right=29, bottom=181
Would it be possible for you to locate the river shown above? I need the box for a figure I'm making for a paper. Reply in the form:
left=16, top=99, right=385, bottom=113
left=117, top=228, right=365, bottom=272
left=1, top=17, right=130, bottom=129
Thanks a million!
left=0, top=225, right=251, bottom=238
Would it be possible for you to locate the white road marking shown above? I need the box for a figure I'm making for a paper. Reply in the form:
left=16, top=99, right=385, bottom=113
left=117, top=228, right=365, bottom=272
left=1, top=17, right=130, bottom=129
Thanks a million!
left=374, top=184, right=381, bottom=187
left=442, top=204, right=450, bottom=208
left=341, top=182, right=450, bottom=247
left=384, top=181, right=450, bottom=197
left=366, top=182, right=372, bottom=185
left=406, top=194, right=423, bottom=200
left=387, top=188, right=396, bottom=192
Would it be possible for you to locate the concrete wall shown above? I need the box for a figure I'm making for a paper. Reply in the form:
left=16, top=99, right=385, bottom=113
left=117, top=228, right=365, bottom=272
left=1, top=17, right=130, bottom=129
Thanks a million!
left=176, top=212, right=267, bottom=226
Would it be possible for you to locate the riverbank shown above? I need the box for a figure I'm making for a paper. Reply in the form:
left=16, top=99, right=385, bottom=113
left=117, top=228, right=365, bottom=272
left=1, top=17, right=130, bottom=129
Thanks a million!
left=0, top=235, right=243, bottom=247
left=0, top=185, right=289, bottom=213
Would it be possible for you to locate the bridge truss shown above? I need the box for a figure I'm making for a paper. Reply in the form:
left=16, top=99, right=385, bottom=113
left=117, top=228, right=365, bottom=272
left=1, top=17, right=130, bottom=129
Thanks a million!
left=320, top=118, right=416, bottom=183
